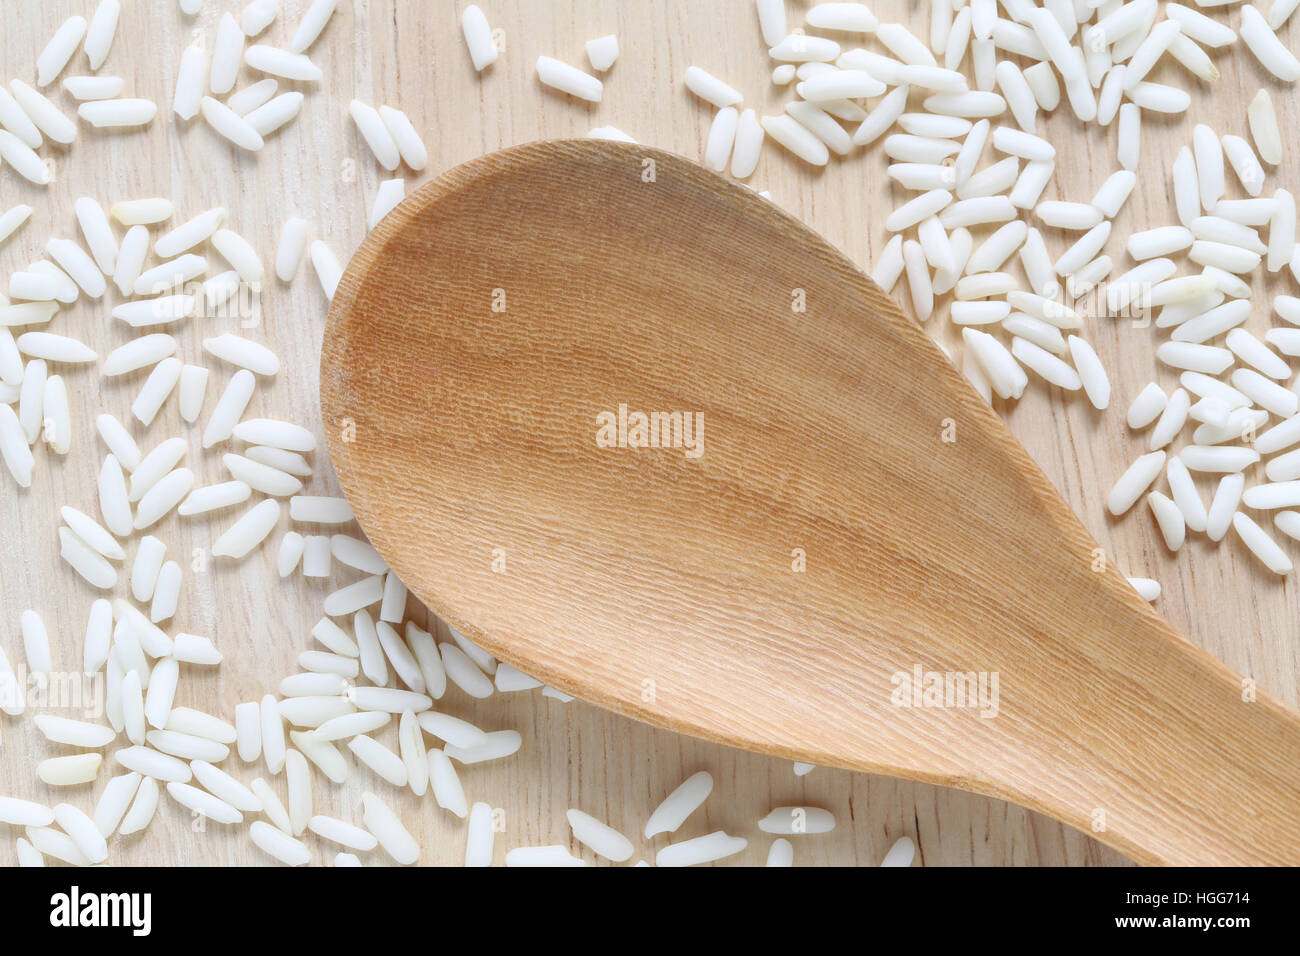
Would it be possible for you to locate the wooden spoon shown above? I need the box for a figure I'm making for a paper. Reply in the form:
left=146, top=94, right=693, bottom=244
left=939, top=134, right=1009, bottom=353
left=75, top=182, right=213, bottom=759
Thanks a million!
left=321, top=140, right=1300, bottom=866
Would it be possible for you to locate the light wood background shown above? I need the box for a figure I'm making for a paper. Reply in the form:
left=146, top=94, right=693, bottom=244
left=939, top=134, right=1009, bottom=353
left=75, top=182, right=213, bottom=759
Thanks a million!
left=0, top=0, right=1294, bottom=866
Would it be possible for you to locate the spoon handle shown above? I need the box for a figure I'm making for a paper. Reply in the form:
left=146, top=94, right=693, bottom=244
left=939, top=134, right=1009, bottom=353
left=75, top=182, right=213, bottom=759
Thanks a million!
left=977, top=593, right=1300, bottom=866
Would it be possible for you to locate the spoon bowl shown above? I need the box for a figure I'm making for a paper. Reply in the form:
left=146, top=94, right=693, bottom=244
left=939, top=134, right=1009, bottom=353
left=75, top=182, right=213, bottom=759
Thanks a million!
left=322, top=139, right=1300, bottom=865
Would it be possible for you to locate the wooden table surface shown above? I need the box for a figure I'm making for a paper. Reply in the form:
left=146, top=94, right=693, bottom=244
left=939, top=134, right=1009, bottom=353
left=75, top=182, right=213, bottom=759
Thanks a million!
left=0, top=0, right=1295, bottom=866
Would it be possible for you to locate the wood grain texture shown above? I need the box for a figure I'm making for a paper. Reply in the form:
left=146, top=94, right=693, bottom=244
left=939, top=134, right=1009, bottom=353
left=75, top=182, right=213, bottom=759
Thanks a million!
left=0, top=0, right=1295, bottom=867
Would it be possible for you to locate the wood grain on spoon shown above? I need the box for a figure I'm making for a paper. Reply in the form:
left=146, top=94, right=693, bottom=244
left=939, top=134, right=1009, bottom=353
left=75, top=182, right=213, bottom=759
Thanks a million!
left=322, top=139, right=1300, bottom=866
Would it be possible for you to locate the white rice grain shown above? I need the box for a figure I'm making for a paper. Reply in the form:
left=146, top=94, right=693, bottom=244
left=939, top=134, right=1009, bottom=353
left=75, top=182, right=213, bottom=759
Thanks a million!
left=1036, top=201, right=1102, bottom=232
left=212, top=499, right=282, bottom=559
left=176, top=481, right=251, bottom=519
left=375, top=106, right=427, bottom=172
left=994, top=61, right=1036, bottom=132
left=60, top=506, right=123, bottom=563
left=1226, top=329, right=1290, bottom=380
left=505, top=845, right=585, bottom=867
left=798, top=69, right=884, bottom=101
left=1268, top=190, right=1296, bottom=274
left=465, top=801, right=494, bottom=866
left=244, top=91, right=304, bottom=137
left=166, top=781, right=243, bottom=825
left=1129, top=226, right=1193, bottom=261
left=885, top=133, right=961, bottom=165
left=348, top=100, right=400, bottom=170
left=78, top=98, right=157, bottom=128
left=201, top=96, right=264, bottom=151
left=1166, top=457, right=1210, bottom=533
left=0, top=130, right=51, bottom=185
left=1232, top=368, right=1298, bottom=418
left=443, top=729, right=521, bottom=764
left=1248, top=89, right=1282, bottom=167
left=256, top=695, right=285, bottom=773
left=767, top=111, right=843, bottom=171
left=1193, top=124, right=1225, bottom=214
left=1067, top=336, right=1110, bottom=410
left=291, top=0, right=337, bottom=52
left=536, top=56, right=603, bottom=102
left=461, top=5, right=498, bottom=71
left=1116, top=103, right=1141, bottom=171
left=248, top=779, right=291, bottom=834
left=730, top=108, right=764, bottom=179
left=152, top=208, right=222, bottom=259
left=768, top=33, right=840, bottom=63
left=881, top=836, right=916, bottom=867
left=211, top=229, right=265, bottom=284
left=1234, top=512, right=1293, bottom=574
left=902, top=239, right=933, bottom=321
left=704, top=107, right=739, bottom=172
left=939, top=196, right=1017, bottom=230
left=806, top=2, right=878, bottom=33
left=241, top=0, right=278, bottom=36
left=17, top=331, right=97, bottom=364
left=657, top=831, right=747, bottom=867
left=566, top=808, right=634, bottom=862
left=299, top=535, right=331, bottom=578
left=38, top=753, right=103, bottom=786
left=1107, top=451, right=1167, bottom=515
left=347, top=734, right=408, bottom=788
left=227, top=79, right=278, bottom=117
left=203, top=334, right=279, bottom=377
left=60, top=527, right=117, bottom=589
left=84, top=0, right=120, bottom=70
left=853, top=85, right=908, bottom=147
left=309, top=815, right=378, bottom=851
left=172, top=43, right=206, bottom=120
left=245, top=45, right=323, bottom=83
left=886, top=189, right=953, bottom=235
left=361, top=791, right=419, bottom=864
left=250, top=820, right=310, bottom=866
left=1166, top=3, right=1236, bottom=47
left=992, top=126, right=1054, bottom=162
left=952, top=301, right=1011, bottom=325
left=959, top=157, right=1019, bottom=201
left=166, top=634, right=219, bottom=668
left=134, top=469, right=194, bottom=530
left=52, top=802, right=107, bottom=864
left=45, top=238, right=104, bottom=298
left=274, top=217, right=311, bottom=282
left=1222, top=135, right=1266, bottom=198
left=0, top=83, right=43, bottom=149
left=1016, top=227, right=1054, bottom=298
left=36, top=16, right=87, bottom=88
left=963, top=328, right=1027, bottom=400
left=1240, top=6, right=1300, bottom=82
left=309, top=241, right=341, bottom=300
left=209, top=13, right=244, bottom=96
left=163, top=708, right=235, bottom=747
left=0, top=205, right=33, bottom=249
left=1181, top=444, right=1262, bottom=475
left=757, top=805, right=836, bottom=835
left=94, top=456, right=132, bottom=540
left=128, top=358, right=182, bottom=427
left=276, top=531, right=304, bottom=577
left=644, top=770, right=713, bottom=838
left=784, top=101, right=852, bottom=156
